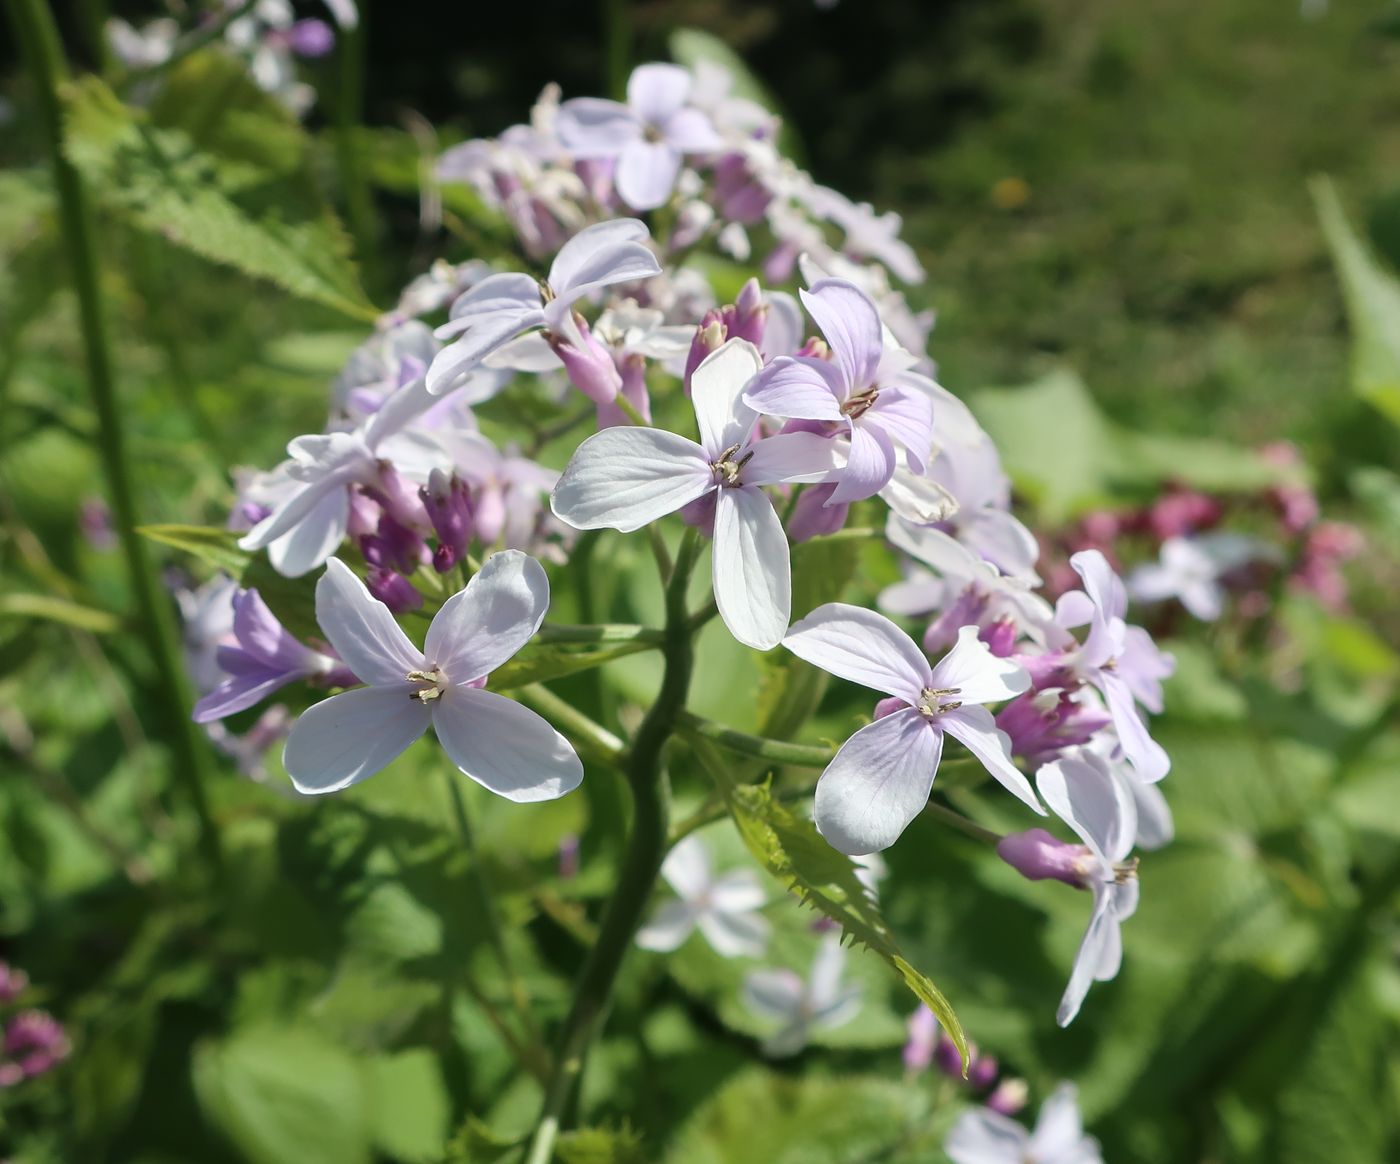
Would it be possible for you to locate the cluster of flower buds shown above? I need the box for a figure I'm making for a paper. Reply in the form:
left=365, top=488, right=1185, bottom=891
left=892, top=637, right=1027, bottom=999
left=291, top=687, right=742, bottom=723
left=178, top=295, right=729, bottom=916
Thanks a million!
left=904, top=1004, right=1026, bottom=1115
left=0, top=962, right=68, bottom=1089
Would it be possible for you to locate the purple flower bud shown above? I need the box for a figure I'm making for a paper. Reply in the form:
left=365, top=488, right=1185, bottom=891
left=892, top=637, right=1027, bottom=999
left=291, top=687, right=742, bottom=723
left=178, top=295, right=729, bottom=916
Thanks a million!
left=979, top=618, right=1018, bottom=658
left=683, top=311, right=728, bottom=392
left=995, top=691, right=1109, bottom=767
left=596, top=354, right=652, bottom=428
left=968, top=1051, right=999, bottom=1090
left=552, top=315, right=623, bottom=406
left=903, top=1005, right=939, bottom=1073
left=0, top=963, right=29, bottom=1005
left=419, top=469, right=474, bottom=573
left=3, top=1010, right=69, bottom=1082
left=347, top=489, right=380, bottom=540
left=725, top=278, right=768, bottom=347
left=922, top=588, right=991, bottom=654
left=809, top=915, right=839, bottom=934
left=288, top=18, right=335, bottom=57
left=934, top=1032, right=964, bottom=1079
left=985, top=1078, right=1029, bottom=1116
left=787, top=483, right=848, bottom=542
left=795, top=336, right=831, bottom=361
left=365, top=568, right=422, bottom=614
left=360, top=509, right=426, bottom=575
left=996, top=828, right=1093, bottom=888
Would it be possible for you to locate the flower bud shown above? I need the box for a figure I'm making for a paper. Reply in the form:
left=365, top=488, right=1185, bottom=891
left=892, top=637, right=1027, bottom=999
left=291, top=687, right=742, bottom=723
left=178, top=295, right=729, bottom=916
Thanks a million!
left=922, top=589, right=990, bottom=655
left=714, top=153, right=773, bottom=223
left=934, top=1032, right=964, bottom=1079
left=726, top=278, right=768, bottom=347
left=996, top=828, right=1093, bottom=888
left=419, top=469, right=474, bottom=573
left=684, top=311, right=728, bottom=392
left=995, top=690, right=1109, bottom=767
left=979, top=618, right=1018, bottom=658
left=985, top=1077, right=1029, bottom=1116
left=903, top=1005, right=939, bottom=1074
left=365, top=568, right=422, bottom=614
left=287, top=18, right=334, bottom=57
left=597, top=355, right=652, bottom=428
left=968, top=1051, right=999, bottom=1090
left=787, top=484, right=848, bottom=542
left=0, top=964, right=29, bottom=1006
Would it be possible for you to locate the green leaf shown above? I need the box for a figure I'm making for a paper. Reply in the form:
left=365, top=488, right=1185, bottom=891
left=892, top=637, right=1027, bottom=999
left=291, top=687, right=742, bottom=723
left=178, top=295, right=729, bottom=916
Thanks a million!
left=694, top=740, right=970, bottom=1068
left=1313, top=175, right=1400, bottom=428
left=62, top=77, right=376, bottom=320
left=137, top=524, right=249, bottom=576
left=192, top=1025, right=373, bottom=1164
left=556, top=1125, right=648, bottom=1164
left=486, top=641, right=657, bottom=691
left=0, top=593, right=121, bottom=634
left=366, top=1049, right=451, bottom=1162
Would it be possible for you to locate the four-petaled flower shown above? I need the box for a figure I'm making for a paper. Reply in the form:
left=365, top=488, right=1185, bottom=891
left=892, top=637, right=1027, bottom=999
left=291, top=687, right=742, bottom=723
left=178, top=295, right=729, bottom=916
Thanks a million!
left=550, top=339, right=835, bottom=649
left=741, top=935, right=862, bottom=1057
left=636, top=834, right=770, bottom=958
left=783, top=604, right=1041, bottom=854
left=744, top=278, right=934, bottom=505
left=945, top=1082, right=1103, bottom=1164
left=282, top=553, right=583, bottom=800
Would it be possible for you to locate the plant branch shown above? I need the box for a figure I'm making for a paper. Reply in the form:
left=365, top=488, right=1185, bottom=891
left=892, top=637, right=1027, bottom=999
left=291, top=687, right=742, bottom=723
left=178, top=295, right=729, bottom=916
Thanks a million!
left=536, top=623, right=664, bottom=646
left=678, top=713, right=837, bottom=769
left=514, top=684, right=626, bottom=767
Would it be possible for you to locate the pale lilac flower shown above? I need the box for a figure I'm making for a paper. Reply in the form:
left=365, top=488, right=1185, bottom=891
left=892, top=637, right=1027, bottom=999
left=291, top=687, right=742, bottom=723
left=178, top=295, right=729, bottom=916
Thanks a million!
left=744, top=279, right=933, bottom=504
left=106, top=17, right=178, bottom=68
left=428, top=219, right=662, bottom=393
left=741, top=935, right=862, bottom=1057
left=205, top=705, right=295, bottom=788
left=556, top=63, right=724, bottom=210
left=636, top=835, right=770, bottom=957
left=946, top=1083, right=1102, bottom=1164
left=193, top=588, right=349, bottom=723
left=1058, top=551, right=1173, bottom=782
left=903, top=1004, right=939, bottom=1072
left=177, top=575, right=238, bottom=694
left=282, top=554, right=583, bottom=800
left=783, top=606, right=1040, bottom=854
left=1128, top=533, right=1274, bottom=621
left=550, top=339, right=835, bottom=649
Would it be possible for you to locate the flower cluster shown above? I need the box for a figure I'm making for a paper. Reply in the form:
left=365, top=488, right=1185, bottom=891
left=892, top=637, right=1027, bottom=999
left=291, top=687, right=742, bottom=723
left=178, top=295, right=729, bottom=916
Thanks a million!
left=0, top=962, right=68, bottom=1089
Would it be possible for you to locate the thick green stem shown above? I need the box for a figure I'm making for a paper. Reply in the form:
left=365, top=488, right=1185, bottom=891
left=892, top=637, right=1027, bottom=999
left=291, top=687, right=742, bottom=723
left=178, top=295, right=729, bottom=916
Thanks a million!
left=515, top=684, right=626, bottom=767
left=678, top=713, right=838, bottom=769
left=9, top=0, right=222, bottom=874
left=523, top=530, right=699, bottom=1164
left=536, top=622, right=663, bottom=646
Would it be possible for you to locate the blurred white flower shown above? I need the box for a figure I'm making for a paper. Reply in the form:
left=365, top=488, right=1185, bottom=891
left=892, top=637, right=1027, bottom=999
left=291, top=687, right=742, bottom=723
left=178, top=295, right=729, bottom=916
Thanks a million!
left=742, top=934, right=862, bottom=1056
left=636, top=835, right=770, bottom=958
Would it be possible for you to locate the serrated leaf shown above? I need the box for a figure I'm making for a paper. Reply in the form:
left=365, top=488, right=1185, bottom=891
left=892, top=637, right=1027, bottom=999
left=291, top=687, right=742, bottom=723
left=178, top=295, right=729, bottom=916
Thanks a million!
left=62, top=77, right=376, bottom=320
left=556, top=1125, right=647, bottom=1164
left=693, top=739, right=969, bottom=1068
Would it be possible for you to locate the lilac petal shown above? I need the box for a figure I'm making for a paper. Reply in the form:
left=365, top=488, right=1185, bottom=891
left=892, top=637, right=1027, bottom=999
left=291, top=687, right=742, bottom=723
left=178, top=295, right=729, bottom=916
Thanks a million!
left=941, top=705, right=1043, bottom=814
left=432, top=687, right=584, bottom=801
left=635, top=900, right=699, bottom=951
left=232, top=588, right=310, bottom=671
left=697, top=909, right=770, bottom=958
left=427, top=310, right=540, bottom=394
left=1031, top=1084, right=1092, bottom=1158
left=425, top=549, right=549, bottom=683
left=265, top=487, right=350, bottom=578
left=945, top=1109, right=1031, bottom=1164
left=627, top=62, right=691, bottom=125
left=663, top=107, right=724, bottom=153
left=829, top=422, right=895, bottom=505
left=615, top=140, right=684, bottom=211
left=742, top=431, right=839, bottom=486
left=283, top=686, right=430, bottom=794
left=549, top=219, right=651, bottom=289
left=744, top=357, right=845, bottom=422
left=862, top=385, right=932, bottom=471
left=691, top=339, right=762, bottom=457
left=660, top=834, right=712, bottom=897
left=708, top=870, right=768, bottom=913
left=551, top=428, right=712, bottom=532
left=1120, top=624, right=1174, bottom=714
left=814, top=707, right=941, bottom=854
left=1057, top=884, right=1118, bottom=1026
left=1101, top=672, right=1171, bottom=782
left=742, top=969, right=803, bottom=1020
left=1070, top=549, right=1127, bottom=622
left=927, top=625, right=1030, bottom=706
left=800, top=279, right=884, bottom=392
left=1125, top=771, right=1174, bottom=849
left=554, top=97, right=640, bottom=158
left=442, top=272, right=542, bottom=325
left=808, top=935, right=848, bottom=1009
left=239, top=470, right=353, bottom=554
left=193, top=668, right=299, bottom=723
left=783, top=603, right=932, bottom=702
left=315, top=558, right=422, bottom=686
left=877, top=572, right=944, bottom=618
left=713, top=487, right=791, bottom=651
left=1037, top=752, right=1136, bottom=864
left=961, top=510, right=1042, bottom=585
left=363, top=374, right=436, bottom=450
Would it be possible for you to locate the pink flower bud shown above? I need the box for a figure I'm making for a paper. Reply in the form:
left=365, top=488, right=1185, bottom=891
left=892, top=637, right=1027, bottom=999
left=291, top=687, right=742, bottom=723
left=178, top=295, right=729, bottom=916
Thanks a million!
left=419, top=469, right=474, bottom=573
left=996, top=828, right=1093, bottom=888
left=552, top=316, right=623, bottom=406
left=985, top=1077, right=1029, bottom=1116
left=787, top=484, right=848, bottom=542
left=365, top=568, right=422, bottom=614
left=903, top=1005, right=939, bottom=1073
left=968, top=1051, right=999, bottom=1090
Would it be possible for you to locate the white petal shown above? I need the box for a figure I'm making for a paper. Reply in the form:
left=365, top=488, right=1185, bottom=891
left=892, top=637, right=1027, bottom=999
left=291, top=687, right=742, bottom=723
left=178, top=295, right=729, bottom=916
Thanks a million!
left=742, top=969, right=803, bottom=1020
left=551, top=428, right=712, bottom=532
left=713, top=487, right=791, bottom=650
left=426, top=309, right=538, bottom=394
left=927, top=625, right=1030, bottom=706
left=741, top=431, right=839, bottom=486
left=1124, top=771, right=1174, bottom=850
left=941, top=706, right=1043, bottom=815
left=783, top=603, right=932, bottom=703
left=425, top=550, right=549, bottom=682
left=807, top=934, right=849, bottom=1009
left=1070, top=549, right=1127, bottom=622
left=283, top=686, right=430, bottom=795
left=615, top=140, right=683, bottom=211
left=697, top=909, right=770, bottom=958
left=315, top=558, right=422, bottom=685
left=1030, top=1084, right=1094, bottom=1160
left=1101, top=672, right=1170, bottom=783
left=635, top=900, right=699, bottom=951
left=945, top=1109, right=1032, bottom=1164
left=660, top=834, right=712, bottom=898
left=690, top=339, right=763, bottom=457
left=547, top=218, right=649, bottom=288
left=814, top=708, right=941, bottom=855
left=265, top=486, right=349, bottom=578
left=432, top=688, right=584, bottom=802
left=708, top=869, right=768, bottom=913
left=1057, top=884, right=1119, bottom=1027
left=1037, top=752, right=1137, bottom=864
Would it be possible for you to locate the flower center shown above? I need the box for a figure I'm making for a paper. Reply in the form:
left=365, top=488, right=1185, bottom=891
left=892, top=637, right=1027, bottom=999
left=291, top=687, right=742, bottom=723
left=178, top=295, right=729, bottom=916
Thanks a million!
left=1113, top=856, right=1140, bottom=885
left=643, top=123, right=666, bottom=144
left=406, top=667, right=448, bottom=703
left=711, top=442, right=754, bottom=488
left=841, top=387, right=879, bottom=420
left=538, top=278, right=555, bottom=304
left=916, top=686, right=963, bottom=717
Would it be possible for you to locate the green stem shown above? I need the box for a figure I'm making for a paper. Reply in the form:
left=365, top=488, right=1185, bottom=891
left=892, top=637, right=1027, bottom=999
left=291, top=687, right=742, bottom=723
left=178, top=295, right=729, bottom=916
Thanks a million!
left=678, top=713, right=837, bottom=769
left=9, top=0, right=222, bottom=874
left=537, top=622, right=663, bottom=646
left=523, top=530, right=699, bottom=1164
left=515, top=684, right=626, bottom=767
left=332, top=11, right=378, bottom=292
left=602, top=0, right=630, bottom=101
left=924, top=800, right=1003, bottom=846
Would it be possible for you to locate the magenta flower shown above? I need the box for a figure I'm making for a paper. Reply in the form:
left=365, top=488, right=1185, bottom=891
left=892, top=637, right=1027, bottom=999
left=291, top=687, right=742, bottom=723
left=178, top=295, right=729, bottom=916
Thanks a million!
left=555, top=63, right=724, bottom=211
left=743, top=279, right=933, bottom=504
left=783, top=606, right=1040, bottom=854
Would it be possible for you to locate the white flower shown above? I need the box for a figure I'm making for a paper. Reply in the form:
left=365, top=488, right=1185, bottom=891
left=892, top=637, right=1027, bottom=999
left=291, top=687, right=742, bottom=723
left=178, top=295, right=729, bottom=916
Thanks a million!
left=946, top=1083, right=1102, bottom=1164
left=1128, top=533, right=1273, bottom=621
left=636, top=835, right=770, bottom=957
left=282, top=553, right=583, bottom=800
left=550, top=339, right=836, bottom=649
left=741, top=935, right=862, bottom=1056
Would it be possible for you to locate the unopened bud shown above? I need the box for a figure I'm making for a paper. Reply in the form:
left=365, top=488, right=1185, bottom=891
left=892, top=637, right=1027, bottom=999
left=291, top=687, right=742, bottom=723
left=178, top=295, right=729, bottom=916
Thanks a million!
left=985, top=1078, right=1029, bottom=1116
left=365, top=568, right=422, bottom=614
left=552, top=315, right=623, bottom=406
left=996, top=828, right=1092, bottom=888
left=787, top=483, right=848, bottom=542
left=419, top=469, right=474, bottom=573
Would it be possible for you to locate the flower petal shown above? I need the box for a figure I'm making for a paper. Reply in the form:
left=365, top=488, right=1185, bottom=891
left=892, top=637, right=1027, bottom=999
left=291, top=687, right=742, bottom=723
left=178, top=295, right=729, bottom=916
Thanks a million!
left=800, top=279, right=884, bottom=392
left=927, top=625, right=1030, bottom=706
left=265, top=486, right=350, bottom=578
left=315, top=558, right=422, bottom=685
left=1036, top=751, right=1137, bottom=864
left=615, top=140, right=683, bottom=211
left=664, top=107, right=723, bottom=153
left=1057, top=883, right=1118, bottom=1026
left=193, top=668, right=299, bottom=723
left=432, top=688, right=584, bottom=802
left=945, top=1109, right=1031, bottom=1164
left=829, top=421, right=895, bottom=505
left=691, top=338, right=763, bottom=456
left=697, top=909, right=770, bottom=958
left=783, top=603, right=932, bottom=702
left=743, top=357, right=845, bottom=422
left=862, top=384, right=932, bottom=471
left=551, top=427, right=712, bottom=532
left=742, top=969, right=803, bottom=1020
left=635, top=900, right=699, bottom=951
left=1101, top=671, right=1171, bottom=782
left=283, top=686, right=430, bottom=794
left=708, top=869, right=768, bottom=913
left=548, top=218, right=651, bottom=289
left=627, top=62, right=691, bottom=124
left=424, top=549, right=549, bottom=683
left=660, top=833, right=712, bottom=898
left=427, top=309, right=539, bottom=394
left=713, top=487, right=791, bottom=651
left=1070, top=549, right=1127, bottom=622
left=814, top=708, right=941, bottom=855
left=1030, top=1084, right=1092, bottom=1158
left=554, top=97, right=640, bottom=158
left=941, top=705, right=1043, bottom=814
left=742, top=431, right=839, bottom=486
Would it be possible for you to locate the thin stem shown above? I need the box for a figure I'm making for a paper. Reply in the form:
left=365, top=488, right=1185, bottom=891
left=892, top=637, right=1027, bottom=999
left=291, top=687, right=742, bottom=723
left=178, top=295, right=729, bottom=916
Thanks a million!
left=9, top=0, right=222, bottom=874
left=523, top=529, right=699, bottom=1164
left=515, top=684, right=626, bottom=767
left=646, top=525, right=673, bottom=583
left=536, top=623, right=664, bottom=646
left=602, top=0, right=630, bottom=101
left=678, top=713, right=837, bottom=769
left=924, top=800, right=1003, bottom=847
